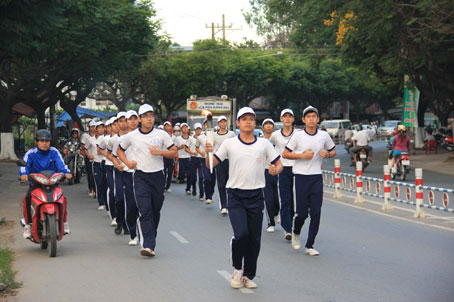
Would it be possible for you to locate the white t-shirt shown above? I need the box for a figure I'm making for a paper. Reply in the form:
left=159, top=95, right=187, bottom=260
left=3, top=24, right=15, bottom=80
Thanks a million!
left=196, top=134, right=207, bottom=158
left=352, top=131, right=370, bottom=146
left=286, top=128, right=335, bottom=175
left=213, top=130, right=236, bottom=152
left=113, top=133, right=133, bottom=172
left=80, top=132, right=90, bottom=146
left=81, top=134, right=96, bottom=162
left=185, top=136, right=198, bottom=157
left=270, top=128, right=298, bottom=167
left=93, top=135, right=105, bottom=163
left=99, top=135, right=113, bottom=166
left=175, top=135, right=191, bottom=158
left=119, top=128, right=174, bottom=173
left=215, top=135, right=280, bottom=190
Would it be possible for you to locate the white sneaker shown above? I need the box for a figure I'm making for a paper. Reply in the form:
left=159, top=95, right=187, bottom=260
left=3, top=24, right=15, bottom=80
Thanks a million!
left=140, top=248, right=156, bottom=257
left=221, top=208, right=228, bottom=215
left=266, top=226, right=275, bottom=233
left=199, top=197, right=204, bottom=201
left=186, top=190, right=191, bottom=195
left=128, top=237, right=139, bottom=246
left=230, top=269, right=243, bottom=288
left=305, top=247, right=320, bottom=256
left=291, top=233, right=301, bottom=250
left=205, top=199, right=212, bottom=205
left=97, top=205, right=106, bottom=211
left=23, top=224, right=31, bottom=239
left=64, top=222, right=71, bottom=235
left=111, top=218, right=117, bottom=227
left=274, top=215, right=281, bottom=224
left=166, top=189, right=172, bottom=193
left=284, top=233, right=292, bottom=241
left=241, top=276, right=257, bottom=289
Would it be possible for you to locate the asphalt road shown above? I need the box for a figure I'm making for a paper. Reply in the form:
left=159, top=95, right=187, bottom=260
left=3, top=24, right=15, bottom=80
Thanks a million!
left=2, top=161, right=452, bottom=302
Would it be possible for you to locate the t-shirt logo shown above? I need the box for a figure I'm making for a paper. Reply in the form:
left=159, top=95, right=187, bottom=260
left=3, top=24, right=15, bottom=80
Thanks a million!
left=150, top=138, right=161, bottom=148
left=256, top=150, right=264, bottom=163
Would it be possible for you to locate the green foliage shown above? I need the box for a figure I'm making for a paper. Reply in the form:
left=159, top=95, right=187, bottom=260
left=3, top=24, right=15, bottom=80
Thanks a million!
left=0, top=247, right=22, bottom=293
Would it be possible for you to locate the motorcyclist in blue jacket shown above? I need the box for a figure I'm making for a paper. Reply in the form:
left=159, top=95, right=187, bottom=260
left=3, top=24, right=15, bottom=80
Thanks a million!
left=19, top=129, right=72, bottom=239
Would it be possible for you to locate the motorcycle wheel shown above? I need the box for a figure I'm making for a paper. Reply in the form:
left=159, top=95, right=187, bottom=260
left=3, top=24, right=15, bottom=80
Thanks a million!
left=46, top=213, right=57, bottom=257
left=446, top=145, right=454, bottom=152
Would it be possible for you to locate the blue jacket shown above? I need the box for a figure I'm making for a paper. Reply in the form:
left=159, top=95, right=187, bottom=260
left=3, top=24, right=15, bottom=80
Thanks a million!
left=19, top=147, right=70, bottom=176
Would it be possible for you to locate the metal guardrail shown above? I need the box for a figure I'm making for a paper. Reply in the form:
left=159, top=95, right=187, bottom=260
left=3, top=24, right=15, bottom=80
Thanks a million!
left=323, top=159, right=454, bottom=217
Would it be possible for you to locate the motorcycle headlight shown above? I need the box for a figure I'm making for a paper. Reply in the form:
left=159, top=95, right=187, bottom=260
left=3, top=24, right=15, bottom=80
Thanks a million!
left=70, top=145, right=75, bottom=152
left=50, top=173, right=64, bottom=185
left=31, top=174, right=50, bottom=185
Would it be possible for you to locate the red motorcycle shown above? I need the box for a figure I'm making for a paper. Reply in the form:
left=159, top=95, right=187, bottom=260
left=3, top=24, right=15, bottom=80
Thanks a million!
left=17, top=160, right=68, bottom=257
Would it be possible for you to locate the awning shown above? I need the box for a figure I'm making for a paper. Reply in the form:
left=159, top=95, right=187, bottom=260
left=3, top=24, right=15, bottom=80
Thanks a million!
left=57, top=107, right=116, bottom=127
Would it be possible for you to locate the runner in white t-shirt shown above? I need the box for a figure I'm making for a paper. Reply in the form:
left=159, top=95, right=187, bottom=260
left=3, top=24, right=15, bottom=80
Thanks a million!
left=163, top=121, right=174, bottom=192
left=185, top=123, right=204, bottom=199
left=117, top=104, right=177, bottom=258
left=196, top=120, right=216, bottom=204
left=283, top=106, right=336, bottom=256
left=205, top=107, right=283, bottom=289
left=175, top=123, right=191, bottom=193
left=80, top=120, right=97, bottom=197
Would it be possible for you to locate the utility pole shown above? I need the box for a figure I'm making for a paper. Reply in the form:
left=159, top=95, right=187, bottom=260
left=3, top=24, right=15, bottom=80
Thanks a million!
left=205, top=14, right=242, bottom=43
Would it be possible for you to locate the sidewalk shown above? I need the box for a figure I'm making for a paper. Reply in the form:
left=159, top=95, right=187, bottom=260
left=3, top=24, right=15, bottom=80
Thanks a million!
left=411, top=150, right=454, bottom=176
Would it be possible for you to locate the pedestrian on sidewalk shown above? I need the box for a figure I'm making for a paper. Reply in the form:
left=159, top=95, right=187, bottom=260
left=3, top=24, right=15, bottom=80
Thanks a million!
left=283, top=106, right=336, bottom=256
left=117, top=104, right=177, bottom=257
left=205, top=107, right=283, bottom=289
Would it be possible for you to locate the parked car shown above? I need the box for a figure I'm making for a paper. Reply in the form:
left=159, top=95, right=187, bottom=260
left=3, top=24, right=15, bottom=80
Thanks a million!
left=320, top=119, right=352, bottom=138
left=352, top=124, right=376, bottom=140
left=377, top=120, right=402, bottom=137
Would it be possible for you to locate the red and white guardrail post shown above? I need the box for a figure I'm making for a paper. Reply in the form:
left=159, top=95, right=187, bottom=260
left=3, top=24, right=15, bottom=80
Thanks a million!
left=354, top=161, right=364, bottom=204
left=414, top=168, right=426, bottom=218
left=333, top=159, right=343, bottom=198
left=382, top=165, right=393, bottom=210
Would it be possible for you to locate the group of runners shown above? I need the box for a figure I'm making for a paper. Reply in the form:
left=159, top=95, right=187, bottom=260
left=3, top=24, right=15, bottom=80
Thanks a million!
left=77, top=103, right=336, bottom=289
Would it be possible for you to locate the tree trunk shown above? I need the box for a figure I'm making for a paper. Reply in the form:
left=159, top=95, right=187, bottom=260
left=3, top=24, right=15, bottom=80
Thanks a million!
left=36, top=106, right=46, bottom=129
left=0, top=97, right=18, bottom=160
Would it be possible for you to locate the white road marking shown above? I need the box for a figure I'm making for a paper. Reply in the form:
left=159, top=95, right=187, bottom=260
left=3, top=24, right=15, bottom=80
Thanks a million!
left=325, top=188, right=454, bottom=220
left=169, top=231, right=189, bottom=244
left=324, top=195, right=454, bottom=233
left=217, top=270, right=254, bottom=294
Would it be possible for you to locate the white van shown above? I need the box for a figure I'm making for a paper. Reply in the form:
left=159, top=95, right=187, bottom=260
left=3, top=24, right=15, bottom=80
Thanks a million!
left=320, top=119, right=352, bottom=138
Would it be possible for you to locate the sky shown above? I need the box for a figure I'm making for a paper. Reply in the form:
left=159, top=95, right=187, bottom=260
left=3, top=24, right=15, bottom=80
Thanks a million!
left=151, top=0, right=262, bottom=46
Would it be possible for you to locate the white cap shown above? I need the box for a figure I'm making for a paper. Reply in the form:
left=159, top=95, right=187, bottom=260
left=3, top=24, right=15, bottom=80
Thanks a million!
left=280, top=108, right=294, bottom=117
left=157, top=125, right=164, bottom=129
left=109, top=116, right=117, bottom=125
left=262, top=118, right=275, bottom=126
left=217, top=115, right=227, bottom=123
left=173, top=125, right=181, bottom=131
left=194, top=123, right=202, bottom=129
left=175, top=122, right=181, bottom=127
left=88, top=120, right=96, bottom=127
left=237, top=107, right=256, bottom=120
left=138, top=104, right=154, bottom=116
left=164, top=121, right=171, bottom=126
left=180, top=123, right=189, bottom=128
left=117, top=112, right=127, bottom=119
left=126, top=110, right=138, bottom=119
left=71, top=128, right=80, bottom=133
left=95, top=121, right=104, bottom=127
left=303, top=105, right=319, bottom=117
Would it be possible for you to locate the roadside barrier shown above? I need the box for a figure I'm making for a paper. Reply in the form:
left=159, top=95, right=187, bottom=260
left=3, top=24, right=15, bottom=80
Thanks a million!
left=322, top=161, right=454, bottom=218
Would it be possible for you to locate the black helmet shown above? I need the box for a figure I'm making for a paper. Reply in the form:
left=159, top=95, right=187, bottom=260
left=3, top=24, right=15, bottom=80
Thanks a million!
left=35, top=129, right=51, bottom=141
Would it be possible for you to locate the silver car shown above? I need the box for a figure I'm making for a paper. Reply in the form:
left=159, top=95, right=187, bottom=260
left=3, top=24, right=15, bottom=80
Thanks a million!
left=378, top=120, right=401, bottom=136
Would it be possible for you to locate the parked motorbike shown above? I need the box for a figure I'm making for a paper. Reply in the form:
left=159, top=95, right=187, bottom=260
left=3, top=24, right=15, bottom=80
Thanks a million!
left=64, top=140, right=83, bottom=185
left=442, top=136, right=454, bottom=152
left=17, top=160, right=67, bottom=257
left=353, top=148, right=369, bottom=171
left=391, top=152, right=411, bottom=181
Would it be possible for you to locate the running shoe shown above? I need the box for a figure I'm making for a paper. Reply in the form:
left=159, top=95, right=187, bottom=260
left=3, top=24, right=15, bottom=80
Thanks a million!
left=128, top=237, right=138, bottom=246
left=111, top=218, right=117, bottom=227
left=305, top=247, right=320, bottom=256
left=97, top=205, right=105, bottom=211
left=284, top=233, right=292, bottom=241
left=241, top=276, right=257, bottom=289
left=221, top=208, right=228, bottom=215
left=205, top=199, right=212, bottom=205
left=291, top=233, right=301, bottom=250
left=140, top=248, right=156, bottom=257
left=230, top=269, right=243, bottom=288
left=165, top=188, right=172, bottom=193
left=266, top=226, right=275, bottom=233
